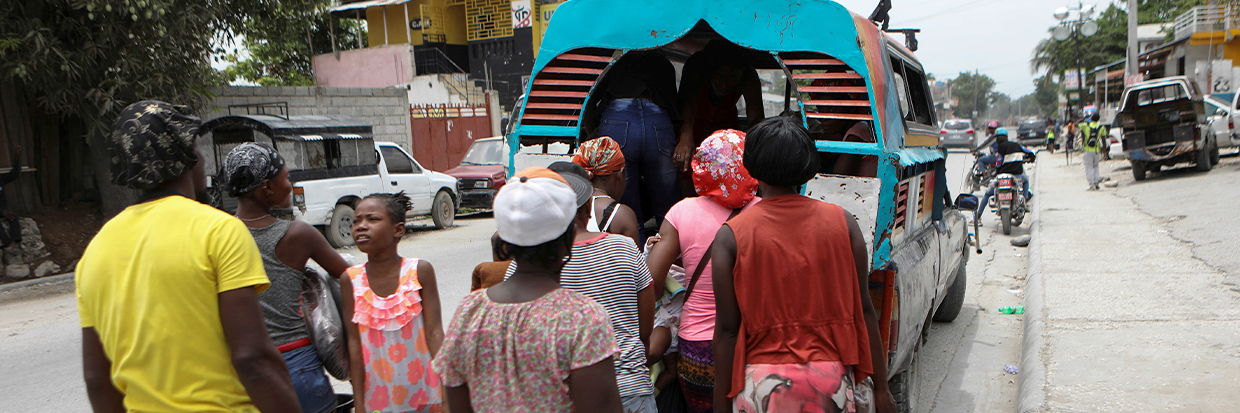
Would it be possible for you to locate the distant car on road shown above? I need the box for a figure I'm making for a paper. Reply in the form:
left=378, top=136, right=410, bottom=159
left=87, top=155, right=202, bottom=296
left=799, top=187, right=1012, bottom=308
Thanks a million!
left=445, top=137, right=509, bottom=209
left=1016, top=119, right=1048, bottom=146
left=939, top=119, right=976, bottom=149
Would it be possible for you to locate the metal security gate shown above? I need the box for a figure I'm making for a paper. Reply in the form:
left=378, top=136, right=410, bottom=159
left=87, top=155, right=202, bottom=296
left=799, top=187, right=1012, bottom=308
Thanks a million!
left=409, top=104, right=493, bottom=171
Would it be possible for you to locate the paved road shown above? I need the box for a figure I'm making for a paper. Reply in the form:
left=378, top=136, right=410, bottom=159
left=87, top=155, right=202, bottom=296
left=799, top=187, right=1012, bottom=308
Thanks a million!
left=912, top=149, right=1024, bottom=413
left=0, top=214, right=496, bottom=412
left=0, top=150, right=1034, bottom=412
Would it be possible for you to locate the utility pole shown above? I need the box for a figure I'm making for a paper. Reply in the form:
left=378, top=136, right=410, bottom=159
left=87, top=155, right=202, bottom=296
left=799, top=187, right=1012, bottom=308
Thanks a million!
left=1127, top=0, right=1138, bottom=79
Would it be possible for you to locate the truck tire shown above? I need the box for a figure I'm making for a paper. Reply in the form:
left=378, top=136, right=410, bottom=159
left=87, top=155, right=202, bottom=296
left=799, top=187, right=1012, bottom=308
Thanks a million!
left=1196, top=147, right=1212, bottom=172
left=1000, top=208, right=1012, bottom=235
left=326, top=203, right=355, bottom=248
left=934, top=260, right=968, bottom=322
left=431, top=191, right=455, bottom=229
left=1132, top=161, right=1146, bottom=181
left=890, top=343, right=920, bottom=413
left=1211, top=144, right=1221, bottom=165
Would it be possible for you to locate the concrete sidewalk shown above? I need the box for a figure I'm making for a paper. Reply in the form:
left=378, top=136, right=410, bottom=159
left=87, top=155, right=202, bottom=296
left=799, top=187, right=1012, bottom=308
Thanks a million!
left=1017, top=155, right=1240, bottom=412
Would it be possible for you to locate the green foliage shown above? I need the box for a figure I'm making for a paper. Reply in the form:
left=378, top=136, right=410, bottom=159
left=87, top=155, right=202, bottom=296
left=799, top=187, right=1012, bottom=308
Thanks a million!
left=1137, top=0, right=1206, bottom=24
left=222, top=3, right=368, bottom=87
left=950, top=71, right=997, bottom=120
left=1032, top=75, right=1061, bottom=118
left=0, top=0, right=321, bottom=137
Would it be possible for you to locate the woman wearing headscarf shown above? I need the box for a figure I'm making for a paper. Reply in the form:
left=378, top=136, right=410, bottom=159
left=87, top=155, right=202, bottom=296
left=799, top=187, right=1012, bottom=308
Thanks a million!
left=710, top=117, right=895, bottom=413
left=645, top=129, right=761, bottom=413
left=572, top=136, right=640, bottom=246
left=223, top=142, right=352, bottom=413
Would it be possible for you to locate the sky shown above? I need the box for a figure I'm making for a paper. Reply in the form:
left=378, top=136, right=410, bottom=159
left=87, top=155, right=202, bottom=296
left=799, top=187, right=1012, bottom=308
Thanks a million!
left=832, top=0, right=1126, bottom=97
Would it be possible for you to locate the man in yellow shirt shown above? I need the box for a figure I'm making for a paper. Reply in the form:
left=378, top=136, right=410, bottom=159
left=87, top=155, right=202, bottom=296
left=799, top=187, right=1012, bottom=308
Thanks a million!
left=76, top=101, right=301, bottom=412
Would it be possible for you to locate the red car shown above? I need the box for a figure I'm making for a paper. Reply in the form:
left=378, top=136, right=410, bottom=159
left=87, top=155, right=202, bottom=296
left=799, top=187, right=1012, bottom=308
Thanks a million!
left=445, top=137, right=508, bottom=209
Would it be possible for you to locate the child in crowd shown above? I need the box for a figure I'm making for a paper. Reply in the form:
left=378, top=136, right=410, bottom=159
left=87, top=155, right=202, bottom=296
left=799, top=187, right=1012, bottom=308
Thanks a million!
left=433, top=167, right=623, bottom=412
left=341, top=192, right=445, bottom=413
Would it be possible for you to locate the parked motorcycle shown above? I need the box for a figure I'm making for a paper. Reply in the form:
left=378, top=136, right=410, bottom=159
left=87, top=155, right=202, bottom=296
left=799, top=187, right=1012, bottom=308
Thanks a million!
left=992, top=173, right=1026, bottom=235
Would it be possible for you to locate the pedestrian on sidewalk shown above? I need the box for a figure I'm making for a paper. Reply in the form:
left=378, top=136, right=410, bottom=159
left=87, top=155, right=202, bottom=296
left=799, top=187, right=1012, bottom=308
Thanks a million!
left=644, top=128, right=761, bottom=413
left=572, top=136, right=641, bottom=246
left=503, top=161, right=657, bottom=411
left=0, top=145, right=24, bottom=249
left=1080, top=113, right=1107, bottom=190
left=223, top=142, right=352, bottom=413
left=341, top=192, right=445, bottom=412
left=433, top=167, right=623, bottom=412
left=711, top=116, right=896, bottom=413
left=77, top=101, right=301, bottom=412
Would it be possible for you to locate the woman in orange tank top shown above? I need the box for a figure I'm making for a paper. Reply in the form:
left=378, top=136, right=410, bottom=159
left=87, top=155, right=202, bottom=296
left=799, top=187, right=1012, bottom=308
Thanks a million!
left=709, top=116, right=896, bottom=413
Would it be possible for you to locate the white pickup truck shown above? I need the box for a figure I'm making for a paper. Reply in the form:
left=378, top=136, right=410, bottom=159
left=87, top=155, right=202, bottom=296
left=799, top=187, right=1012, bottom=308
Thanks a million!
left=202, top=114, right=460, bottom=248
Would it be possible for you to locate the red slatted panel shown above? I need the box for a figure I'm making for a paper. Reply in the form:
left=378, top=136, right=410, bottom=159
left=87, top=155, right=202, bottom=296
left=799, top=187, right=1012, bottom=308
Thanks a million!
left=894, top=181, right=909, bottom=228
left=520, top=113, right=580, bottom=121
left=533, top=79, right=595, bottom=87
left=803, top=100, right=872, bottom=107
left=781, top=58, right=846, bottom=66
left=798, top=86, right=869, bottom=94
left=556, top=53, right=613, bottom=63
left=528, top=90, right=589, bottom=98
left=791, top=72, right=864, bottom=80
left=525, top=102, right=586, bottom=110
left=539, top=66, right=604, bottom=75
left=806, top=112, right=874, bottom=121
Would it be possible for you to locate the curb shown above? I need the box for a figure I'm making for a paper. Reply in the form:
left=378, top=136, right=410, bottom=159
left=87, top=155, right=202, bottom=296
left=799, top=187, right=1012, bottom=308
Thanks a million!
left=0, top=272, right=74, bottom=294
left=1016, top=160, right=1048, bottom=413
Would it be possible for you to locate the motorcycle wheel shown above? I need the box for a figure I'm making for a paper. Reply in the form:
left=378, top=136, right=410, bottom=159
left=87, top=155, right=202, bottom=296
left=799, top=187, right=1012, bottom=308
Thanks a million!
left=964, top=176, right=978, bottom=193
left=1001, top=208, right=1012, bottom=235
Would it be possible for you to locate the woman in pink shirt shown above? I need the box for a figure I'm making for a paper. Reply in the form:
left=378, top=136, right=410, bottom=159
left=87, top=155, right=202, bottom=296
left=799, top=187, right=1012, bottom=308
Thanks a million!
left=646, top=129, right=759, bottom=413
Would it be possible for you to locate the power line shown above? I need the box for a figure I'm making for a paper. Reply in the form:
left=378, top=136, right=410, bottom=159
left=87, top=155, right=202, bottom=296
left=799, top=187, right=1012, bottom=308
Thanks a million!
left=898, top=0, right=1007, bottom=25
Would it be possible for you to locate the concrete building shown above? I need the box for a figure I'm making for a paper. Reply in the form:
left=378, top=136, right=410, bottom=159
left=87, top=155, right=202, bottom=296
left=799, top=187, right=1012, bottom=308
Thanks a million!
left=321, top=0, right=569, bottom=111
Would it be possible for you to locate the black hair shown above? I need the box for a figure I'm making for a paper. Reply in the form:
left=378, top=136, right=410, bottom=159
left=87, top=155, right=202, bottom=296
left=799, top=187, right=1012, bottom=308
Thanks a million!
left=744, top=116, right=820, bottom=187
left=496, top=221, right=576, bottom=269
left=362, top=191, right=412, bottom=223
left=1090, top=112, right=1100, bottom=121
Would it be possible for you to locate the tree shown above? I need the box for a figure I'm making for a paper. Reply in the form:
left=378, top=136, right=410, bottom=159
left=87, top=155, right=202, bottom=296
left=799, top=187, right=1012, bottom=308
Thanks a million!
left=950, top=71, right=996, bottom=121
left=1032, top=75, right=1061, bottom=119
left=1031, top=3, right=1129, bottom=92
left=0, top=0, right=321, bottom=214
left=222, top=3, right=368, bottom=86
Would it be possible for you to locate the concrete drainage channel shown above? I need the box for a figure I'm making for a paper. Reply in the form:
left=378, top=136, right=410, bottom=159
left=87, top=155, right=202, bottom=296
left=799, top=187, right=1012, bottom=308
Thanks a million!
left=1015, top=164, right=1046, bottom=413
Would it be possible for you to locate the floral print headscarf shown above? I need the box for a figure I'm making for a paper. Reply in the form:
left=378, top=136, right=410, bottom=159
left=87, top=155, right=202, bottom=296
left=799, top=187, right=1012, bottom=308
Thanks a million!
left=108, top=100, right=202, bottom=190
left=692, top=129, right=757, bottom=209
left=572, top=136, right=626, bottom=178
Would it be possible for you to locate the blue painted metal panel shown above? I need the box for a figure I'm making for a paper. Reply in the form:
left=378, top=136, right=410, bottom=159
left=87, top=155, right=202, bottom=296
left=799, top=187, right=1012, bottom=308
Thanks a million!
left=895, top=147, right=945, bottom=167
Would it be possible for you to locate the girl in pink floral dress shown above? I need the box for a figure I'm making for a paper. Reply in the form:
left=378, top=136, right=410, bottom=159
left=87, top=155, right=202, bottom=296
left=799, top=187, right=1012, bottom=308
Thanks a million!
left=341, top=192, right=445, bottom=413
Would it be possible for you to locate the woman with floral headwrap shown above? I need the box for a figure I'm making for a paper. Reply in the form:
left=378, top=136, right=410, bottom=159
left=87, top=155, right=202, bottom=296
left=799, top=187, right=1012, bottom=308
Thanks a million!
left=644, top=129, right=760, bottom=413
left=224, top=142, right=352, bottom=413
left=572, top=136, right=640, bottom=247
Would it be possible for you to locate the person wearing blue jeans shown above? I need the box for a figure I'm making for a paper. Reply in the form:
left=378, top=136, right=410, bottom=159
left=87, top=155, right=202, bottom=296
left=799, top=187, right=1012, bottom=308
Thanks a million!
left=283, top=345, right=338, bottom=413
left=975, top=128, right=1034, bottom=221
left=976, top=174, right=1030, bottom=221
left=598, top=98, right=681, bottom=235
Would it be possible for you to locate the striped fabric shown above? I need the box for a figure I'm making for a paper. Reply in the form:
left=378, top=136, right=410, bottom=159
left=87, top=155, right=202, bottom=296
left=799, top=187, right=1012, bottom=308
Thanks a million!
left=506, top=233, right=655, bottom=397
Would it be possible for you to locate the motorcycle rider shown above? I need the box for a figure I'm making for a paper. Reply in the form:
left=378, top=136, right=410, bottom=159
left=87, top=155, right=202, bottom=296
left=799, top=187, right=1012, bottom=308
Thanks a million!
left=976, top=128, right=1035, bottom=222
left=975, top=121, right=1001, bottom=155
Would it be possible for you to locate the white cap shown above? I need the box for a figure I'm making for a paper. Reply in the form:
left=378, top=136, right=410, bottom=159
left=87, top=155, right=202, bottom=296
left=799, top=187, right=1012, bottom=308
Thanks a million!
left=494, top=167, right=578, bottom=247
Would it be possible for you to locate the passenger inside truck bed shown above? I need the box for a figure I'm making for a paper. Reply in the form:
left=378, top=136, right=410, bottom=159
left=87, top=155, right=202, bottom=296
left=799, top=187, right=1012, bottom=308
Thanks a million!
left=675, top=40, right=765, bottom=170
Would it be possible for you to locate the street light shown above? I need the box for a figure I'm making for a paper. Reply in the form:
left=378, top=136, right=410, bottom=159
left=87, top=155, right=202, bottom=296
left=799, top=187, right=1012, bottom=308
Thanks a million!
left=1052, top=1, right=1097, bottom=158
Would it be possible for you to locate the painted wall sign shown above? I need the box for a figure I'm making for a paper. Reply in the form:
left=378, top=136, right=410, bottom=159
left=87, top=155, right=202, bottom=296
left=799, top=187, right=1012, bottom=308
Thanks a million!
left=409, top=18, right=432, bottom=30
left=512, top=0, right=532, bottom=29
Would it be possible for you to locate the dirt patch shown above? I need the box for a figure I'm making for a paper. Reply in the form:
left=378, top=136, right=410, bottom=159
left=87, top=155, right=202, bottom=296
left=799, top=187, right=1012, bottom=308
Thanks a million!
left=28, top=202, right=105, bottom=273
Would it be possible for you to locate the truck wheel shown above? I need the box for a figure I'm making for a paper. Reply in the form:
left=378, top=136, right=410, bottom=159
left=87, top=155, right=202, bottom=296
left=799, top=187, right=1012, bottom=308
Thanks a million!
left=1211, top=144, right=1221, bottom=165
left=1196, top=147, right=1212, bottom=172
left=431, top=191, right=455, bottom=229
left=1000, top=208, right=1012, bottom=235
left=326, top=203, right=355, bottom=248
left=934, top=260, right=968, bottom=322
left=1132, top=161, right=1146, bottom=181
left=890, top=343, right=920, bottom=413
